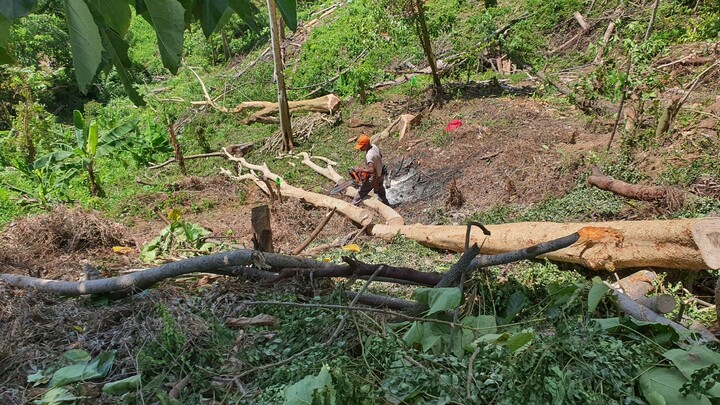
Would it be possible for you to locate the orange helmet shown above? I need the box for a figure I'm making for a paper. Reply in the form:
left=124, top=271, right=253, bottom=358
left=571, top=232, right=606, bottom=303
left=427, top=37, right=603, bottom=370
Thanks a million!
left=354, top=134, right=371, bottom=150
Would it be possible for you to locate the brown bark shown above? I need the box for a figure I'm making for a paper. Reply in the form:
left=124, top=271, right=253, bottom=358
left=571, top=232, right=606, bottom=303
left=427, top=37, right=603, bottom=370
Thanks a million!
left=371, top=218, right=720, bottom=271
left=587, top=166, right=668, bottom=201
left=613, top=270, right=657, bottom=299
left=267, top=0, right=293, bottom=151
left=251, top=205, right=274, bottom=253
left=414, top=0, right=443, bottom=92
left=167, top=119, right=186, bottom=175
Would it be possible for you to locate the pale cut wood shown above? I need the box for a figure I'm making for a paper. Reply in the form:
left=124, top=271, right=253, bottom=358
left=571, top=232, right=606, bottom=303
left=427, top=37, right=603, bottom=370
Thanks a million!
left=691, top=218, right=720, bottom=269
left=297, top=152, right=404, bottom=226
left=371, top=218, right=720, bottom=271
left=613, top=270, right=657, bottom=299
left=573, top=11, right=590, bottom=31
left=225, top=152, right=374, bottom=226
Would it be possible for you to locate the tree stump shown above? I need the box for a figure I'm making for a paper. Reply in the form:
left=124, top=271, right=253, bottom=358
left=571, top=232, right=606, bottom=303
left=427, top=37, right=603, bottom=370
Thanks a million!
left=251, top=205, right=274, bottom=253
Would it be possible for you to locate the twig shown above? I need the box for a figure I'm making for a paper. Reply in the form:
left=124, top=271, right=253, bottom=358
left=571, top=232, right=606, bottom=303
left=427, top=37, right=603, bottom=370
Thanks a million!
left=292, top=208, right=337, bottom=255
left=149, top=152, right=226, bottom=169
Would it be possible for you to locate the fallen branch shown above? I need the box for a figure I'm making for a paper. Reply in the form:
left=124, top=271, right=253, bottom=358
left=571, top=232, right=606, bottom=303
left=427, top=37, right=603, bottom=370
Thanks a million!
left=225, top=152, right=375, bottom=226
left=292, top=208, right=337, bottom=255
left=190, top=68, right=340, bottom=124
left=263, top=256, right=442, bottom=286
left=149, top=143, right=252, bottom=169
left=587, top=166, right=671, bottom=201
left=0, top=250, right=327, bottom=296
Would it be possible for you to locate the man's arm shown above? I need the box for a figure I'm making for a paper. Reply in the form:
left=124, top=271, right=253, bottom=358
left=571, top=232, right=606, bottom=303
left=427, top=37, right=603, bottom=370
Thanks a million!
left=355, top=162, right=375, bottom=174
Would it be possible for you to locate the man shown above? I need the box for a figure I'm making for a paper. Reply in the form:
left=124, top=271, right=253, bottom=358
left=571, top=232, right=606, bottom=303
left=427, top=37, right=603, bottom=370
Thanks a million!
left=352, top=134, right=391, bottom=206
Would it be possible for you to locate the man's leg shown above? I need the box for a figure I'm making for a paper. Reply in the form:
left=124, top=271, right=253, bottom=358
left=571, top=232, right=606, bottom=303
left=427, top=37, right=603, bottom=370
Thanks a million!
left=352, top=179, right=373, bottom=205
left=375, top=177, right=391, bottom=206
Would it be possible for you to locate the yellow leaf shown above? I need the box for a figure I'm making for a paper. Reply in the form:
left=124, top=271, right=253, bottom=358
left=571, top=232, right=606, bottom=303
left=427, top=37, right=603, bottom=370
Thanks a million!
left=72, top=325, right=83, bottom=333
left=112, top=246, right=134, bottom=255
left=167, top=209, right=182, bottom=222
left=341, top=244, right=361, bottom=253
left=322, top=257, right=331, bottom=263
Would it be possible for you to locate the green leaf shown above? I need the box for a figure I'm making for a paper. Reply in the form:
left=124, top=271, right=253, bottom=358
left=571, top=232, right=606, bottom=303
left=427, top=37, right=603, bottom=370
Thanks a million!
left=62, top=349, right=91, bottom=365
left=87, top=121, right=98, bottom=156
left=594, top=317, right=679, bottom=345
left=664, top=346, right=720, bottom=397
left=412, top=287, right=461, bottom=315
left=0, top=0, right=38, bottom=20
left=283, top=364, right=335, bottom=405
left=639, top=367, right=711, bottom=405
left=421, top=322, right=449, bottom=353
left=228, top=0, right=258, bottom=30
left=143, top=0, right=185, bottom=74
left=89, top=0, right=131, bottom=36
left=65, top=0, right=103, bottom=94
left=588, top=277, right=610, bottom=313
left=102, top=374, right=141, bottom=395
left=506, top=331, right=533, bottom=352
left=27, top=369, right=52, bottom=387
left=98, top=117, right=140, bottom=154
left=193, top=0, right=228, bottom=38
left=500, top=291, right=526, bottom=324
left=273, top=0, right=296, bottom=31
left=38, top=387, right=80, bottom=405
left=48, top=351, right=115, bottom=388
left=99, top=27, right=145, bottom=106
left=402, top=321, right=423, bottom=347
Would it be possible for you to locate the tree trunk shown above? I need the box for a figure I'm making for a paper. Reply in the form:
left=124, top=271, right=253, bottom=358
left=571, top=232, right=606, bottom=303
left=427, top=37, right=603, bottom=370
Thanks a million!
left=266, top=0, right=293, bottom=151
left=86, top=161, right=104, bottom=198
left=167, top=119, right=186, bottom=175
left=371, top=218, right=720, bottom=271
left=414, top=0, right=443, bottom=93
left=251, top=205, right=274, bottom=253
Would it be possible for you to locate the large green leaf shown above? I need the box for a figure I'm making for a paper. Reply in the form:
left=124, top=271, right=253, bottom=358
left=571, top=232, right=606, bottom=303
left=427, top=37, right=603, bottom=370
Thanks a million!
left=100, top=27, right=146, bottom=106
left=639, top=367, right=711, bottom=405
left=38, top=387, right=80, bottom=405
left=283, top=364, right=335, bottom=405
left=594, top=317, right=679, bottom=346
left=499, top=291, right=526, bottom=324
left=90, top=0, right=132, bottom=36
left=664, top=346, right=720, bottom=397
left=143, top=0, right=185, bottom=74
left=65, top=0, right=103, bottom=94
left=193, top=0, right=228, bottom=38
left=102, top=374, right=141, bottom=395
left=48, top=351, right=116, bottom=388
left=587, top=276, right=610, bottom=313
left=87, top=121, right=98, bottom=156
left=228, top=0, right=258, bottom=30
left=0, top=0, right=38, bottom=20
left=412, top=287, right=461, bottom=315
left=273, top=0, right=296, bottom=31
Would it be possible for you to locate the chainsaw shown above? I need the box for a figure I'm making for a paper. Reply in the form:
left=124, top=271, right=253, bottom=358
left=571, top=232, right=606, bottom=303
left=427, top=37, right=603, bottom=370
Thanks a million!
left=329, top=168, right=369, bottom=194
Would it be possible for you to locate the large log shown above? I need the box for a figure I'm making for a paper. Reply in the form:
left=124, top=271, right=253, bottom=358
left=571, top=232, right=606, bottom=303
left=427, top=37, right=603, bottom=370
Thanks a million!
left=371, top=218, right=720, bottom=271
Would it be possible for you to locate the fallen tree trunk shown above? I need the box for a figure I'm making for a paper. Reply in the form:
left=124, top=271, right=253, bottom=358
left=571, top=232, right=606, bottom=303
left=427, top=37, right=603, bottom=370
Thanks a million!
left=371, top=218, right=720, bottom=271
left=0, top=250, right=328, bottom=296
left=224, top=154, right=375, bottom=226
left=190, top=68, right=341, bottom=124
left=296, top=152, right=404, bottom=226
left=149, top=143, right=252, bottom=170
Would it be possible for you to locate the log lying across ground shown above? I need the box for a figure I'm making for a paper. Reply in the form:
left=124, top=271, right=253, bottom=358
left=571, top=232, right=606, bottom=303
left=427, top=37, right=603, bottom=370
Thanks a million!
left=371, top=218, right=720, bottom=271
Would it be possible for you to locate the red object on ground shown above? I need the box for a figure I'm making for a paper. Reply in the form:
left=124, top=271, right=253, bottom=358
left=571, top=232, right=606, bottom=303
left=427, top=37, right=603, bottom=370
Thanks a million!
left=445, top=119, right=463, bottom=132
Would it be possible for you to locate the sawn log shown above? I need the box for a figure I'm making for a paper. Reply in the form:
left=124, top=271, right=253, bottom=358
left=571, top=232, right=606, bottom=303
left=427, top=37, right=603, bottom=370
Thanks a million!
left=371, top=218, right=720, bottom=271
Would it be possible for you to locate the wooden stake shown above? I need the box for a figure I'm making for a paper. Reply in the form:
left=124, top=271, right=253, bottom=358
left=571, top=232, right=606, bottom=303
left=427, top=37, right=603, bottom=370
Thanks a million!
left=293, top=208, right=337, bottom=255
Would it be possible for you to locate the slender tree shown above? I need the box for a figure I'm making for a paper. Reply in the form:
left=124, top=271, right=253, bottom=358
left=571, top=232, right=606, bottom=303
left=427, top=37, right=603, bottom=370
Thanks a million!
left=412, top=0, right=443, bottom=94
left=266, top=0, right=294, bottom=151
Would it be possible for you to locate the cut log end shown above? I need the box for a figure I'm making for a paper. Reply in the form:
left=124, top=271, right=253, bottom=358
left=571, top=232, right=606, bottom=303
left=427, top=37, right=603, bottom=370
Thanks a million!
left=691, top=219, right=720, bottom=270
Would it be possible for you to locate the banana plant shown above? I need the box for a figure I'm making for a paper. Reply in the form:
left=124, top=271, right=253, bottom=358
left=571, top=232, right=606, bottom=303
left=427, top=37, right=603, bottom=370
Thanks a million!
left=46, top=110, right=139, bottom=198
